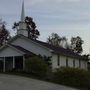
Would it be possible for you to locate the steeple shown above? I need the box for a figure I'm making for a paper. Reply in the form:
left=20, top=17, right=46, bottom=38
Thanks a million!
left=21, top=0, right=25, bottom=22
left=17, top=0, right=28, bottom=37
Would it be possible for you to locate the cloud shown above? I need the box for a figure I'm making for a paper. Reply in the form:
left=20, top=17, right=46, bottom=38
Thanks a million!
left=0, top=0, right=90, bottom=54
left=55, top=0, right=81, bottom=3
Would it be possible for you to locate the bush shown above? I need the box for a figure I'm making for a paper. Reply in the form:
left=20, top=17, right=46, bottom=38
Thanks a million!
left=25, top=56, right=49, bottom=78
left=52, top=67, right=90, bottom=89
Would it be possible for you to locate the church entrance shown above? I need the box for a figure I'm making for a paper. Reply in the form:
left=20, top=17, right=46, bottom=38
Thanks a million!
left=0, top=56, right=24, bottom=72
left=15, top=56, right=23, bottom=70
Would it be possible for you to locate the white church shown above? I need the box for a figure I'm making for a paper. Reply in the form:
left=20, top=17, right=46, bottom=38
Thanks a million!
left=0, top=2, right=88, bottom=72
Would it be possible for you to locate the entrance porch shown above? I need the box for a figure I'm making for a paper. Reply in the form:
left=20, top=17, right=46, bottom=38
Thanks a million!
left=0, top=56, right=25, bottom=72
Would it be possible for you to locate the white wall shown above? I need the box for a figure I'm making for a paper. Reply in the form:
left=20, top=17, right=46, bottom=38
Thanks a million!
left=81, top=60, right=87, bottom=70
left=60, top=55, right=66, bottom=67
left=12, top=37, right=51, bottom=57
left=52, top=55, right=67, bottom=69
left=0, top=47, right=23, bottom=57
left=17, top=30, right=28, bottom=37
left=51, top=54, right=58, bottom=69
left=51, top=54, right=87, bottom=70
left=75, top=59, right=79, bottom=68
left=68, top=57, right=73, bottom=67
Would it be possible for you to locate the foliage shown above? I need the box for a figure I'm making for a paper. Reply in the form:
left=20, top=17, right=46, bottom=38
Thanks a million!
left=38, top=55, right=52, bottom=67
left=0, top=19, right=10, bottom=46
left=12, top=16, right=40, bottom=39
left=47, top=34, right=84, bottom=53
left=25, top=16, right=40, bottom=39
left=70, top=36, right=84, bottom=54
left=47, top=33, right=68, bottom=48
left=52, top=67, right=90, bottom=89
left=25, top=56, right=49, bottom=78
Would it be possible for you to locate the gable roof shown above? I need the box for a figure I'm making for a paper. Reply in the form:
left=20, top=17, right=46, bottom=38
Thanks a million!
left=31, top=39, right=83, bottom=59
left=8, top=34, right=87, bottom=60
left=9, top=44, right=34, bottom=56
left=0, top=43, right=34, bottom=56
left=8, top=34, right=52, bottom=52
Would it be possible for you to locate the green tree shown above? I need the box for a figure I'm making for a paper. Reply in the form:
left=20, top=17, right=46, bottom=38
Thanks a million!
left=13, top=16, right=40, bottom=39
left=47, top=33, right=68, bottom=48
left=47, top=33, right=62, bottom=46
left=70, top=36, right=84, bottom=54
left=25, top=16, right=40, bottom=39
left=0, top=19, right=10, bottom=46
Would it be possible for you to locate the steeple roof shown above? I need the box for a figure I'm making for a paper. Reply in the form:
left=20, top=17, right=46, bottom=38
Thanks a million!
left=21, top=0, right=25, bottom=22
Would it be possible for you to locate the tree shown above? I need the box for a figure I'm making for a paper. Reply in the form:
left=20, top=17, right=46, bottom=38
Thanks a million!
left=0, top=19, right=10, bottom=46
left=47, top=33, right=68, bottom=48
left=70, top=36, right=84, bottom=54
left=13, top=16, right=40, bottom=39
left=25, top=16, right=40, bottom=39
left=25, top=56, right=49, bottom=78
left=47, top=33, right=62, bottom=46
left=60, top=36, right=69, bottom=49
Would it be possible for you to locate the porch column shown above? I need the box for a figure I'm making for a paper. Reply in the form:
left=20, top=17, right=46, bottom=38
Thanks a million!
left=3, top=57, right=5, bottom=72
left=23, top=56, right=25, bottom=70
left=13, top=56, right=15, bottom=69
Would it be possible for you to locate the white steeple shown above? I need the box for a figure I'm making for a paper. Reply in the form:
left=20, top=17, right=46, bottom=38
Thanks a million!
left=17, top=0, right=28, bottom=37
left=21, top=0, right=25, bottom=22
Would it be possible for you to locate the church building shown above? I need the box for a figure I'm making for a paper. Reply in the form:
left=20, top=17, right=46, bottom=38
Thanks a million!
left=0, top=1, right=88, bottom=72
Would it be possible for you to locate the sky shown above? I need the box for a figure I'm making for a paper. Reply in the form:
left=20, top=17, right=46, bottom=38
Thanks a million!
left=0, top=0, right=90, bottom=54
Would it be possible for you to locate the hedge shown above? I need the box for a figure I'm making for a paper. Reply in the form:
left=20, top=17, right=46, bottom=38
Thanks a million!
left=25, top=56, right=49, bottom=78
left=52, top=67, right=90, bottom=89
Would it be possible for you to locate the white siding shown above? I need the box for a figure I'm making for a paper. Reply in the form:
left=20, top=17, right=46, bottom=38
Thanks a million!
left=75, top=59, right=79, bottom=68
left=81, top=60, right=87, bottom=70
left=52, top=54, right=58, bottom=69
left=52, top=55, right=67, bottom=69
left=60, top=56, right=66, bottom=67
left=68, top=57, right=73, bottom=67
left=17, top=30, right=28, bottom=37
left=0, top=47, right=23, bottom=57
left=12, top=37, right=51, bottom=57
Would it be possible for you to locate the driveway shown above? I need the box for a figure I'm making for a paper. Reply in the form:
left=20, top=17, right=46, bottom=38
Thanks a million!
left=0, top=74, right=77, bottom=90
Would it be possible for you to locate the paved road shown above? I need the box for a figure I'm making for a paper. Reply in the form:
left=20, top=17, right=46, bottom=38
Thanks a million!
left=0, top=74, right=77, bottom=90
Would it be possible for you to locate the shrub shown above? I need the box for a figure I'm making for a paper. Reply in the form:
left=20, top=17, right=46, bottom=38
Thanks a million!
left=25, top=56, right=49, bottom=78
left=52, top=67, right=90, bottom=89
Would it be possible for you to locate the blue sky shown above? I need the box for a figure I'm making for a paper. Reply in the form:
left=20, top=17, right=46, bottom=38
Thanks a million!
left=0, top=0, right=90, bottom=54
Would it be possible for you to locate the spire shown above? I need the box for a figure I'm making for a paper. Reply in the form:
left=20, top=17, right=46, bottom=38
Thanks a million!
left=21, top=0, right=25, bottom=22
left=18, top=0, right=28, bottom=37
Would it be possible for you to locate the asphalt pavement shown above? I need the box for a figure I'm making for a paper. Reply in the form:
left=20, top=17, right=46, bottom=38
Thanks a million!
left=0, top=74, right=78, bottom=90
